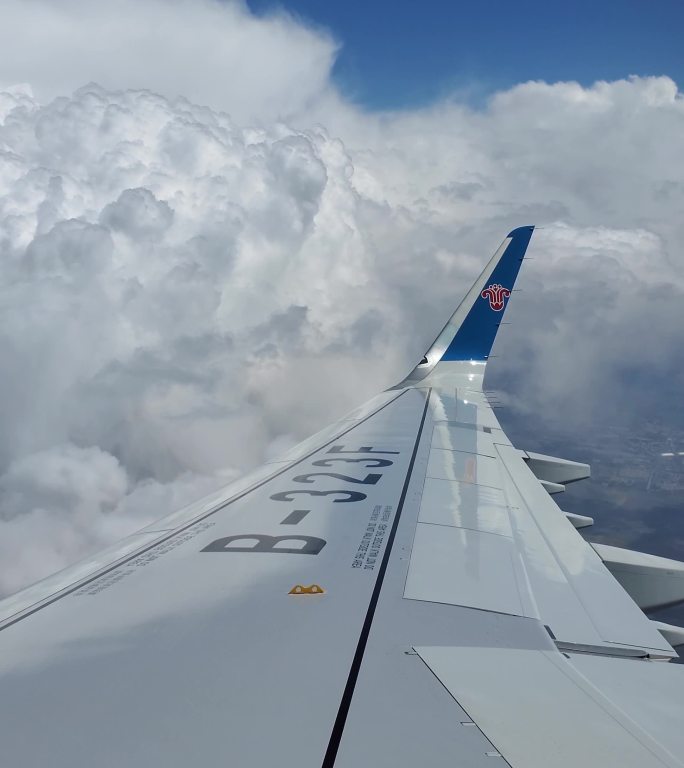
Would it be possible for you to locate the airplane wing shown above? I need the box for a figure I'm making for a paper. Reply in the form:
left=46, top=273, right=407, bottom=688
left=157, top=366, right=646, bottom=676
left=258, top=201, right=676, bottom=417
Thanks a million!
left=2, top=226, right=684, bottom=767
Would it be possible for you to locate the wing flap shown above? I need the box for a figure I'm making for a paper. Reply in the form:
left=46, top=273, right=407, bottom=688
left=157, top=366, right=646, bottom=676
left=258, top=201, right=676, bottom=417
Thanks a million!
left=397, top=388, right=673, bottom=656
left=416, top=645, right=684, bottom=768
left=496, top=441, right=674, bottom=654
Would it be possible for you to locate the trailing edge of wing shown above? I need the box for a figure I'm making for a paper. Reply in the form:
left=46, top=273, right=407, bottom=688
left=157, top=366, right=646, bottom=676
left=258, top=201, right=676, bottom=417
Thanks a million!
left=396, top=225, right=534, bottom=388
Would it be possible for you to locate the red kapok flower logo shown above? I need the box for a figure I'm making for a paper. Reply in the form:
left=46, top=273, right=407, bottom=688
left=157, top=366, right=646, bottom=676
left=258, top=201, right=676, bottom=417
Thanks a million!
left=481, top=283, right=511, bottom=311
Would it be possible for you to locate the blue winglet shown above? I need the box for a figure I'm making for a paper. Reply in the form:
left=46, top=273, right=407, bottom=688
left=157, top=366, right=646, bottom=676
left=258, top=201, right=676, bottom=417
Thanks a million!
left=440, top=225, right=534, bottom=361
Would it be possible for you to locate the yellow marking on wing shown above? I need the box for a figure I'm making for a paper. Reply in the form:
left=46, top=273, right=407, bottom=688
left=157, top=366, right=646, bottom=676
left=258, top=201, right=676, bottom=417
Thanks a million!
left=289, top=584, right=325, bottom=595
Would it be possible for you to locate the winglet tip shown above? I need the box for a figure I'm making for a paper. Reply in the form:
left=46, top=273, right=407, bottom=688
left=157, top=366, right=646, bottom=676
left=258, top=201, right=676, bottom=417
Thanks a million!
left=507, top=225, right=535, bottom=238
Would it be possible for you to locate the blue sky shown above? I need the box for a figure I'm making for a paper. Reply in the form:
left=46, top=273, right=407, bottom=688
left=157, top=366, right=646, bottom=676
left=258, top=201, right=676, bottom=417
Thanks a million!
left=247, top=0, right=684, bottom=109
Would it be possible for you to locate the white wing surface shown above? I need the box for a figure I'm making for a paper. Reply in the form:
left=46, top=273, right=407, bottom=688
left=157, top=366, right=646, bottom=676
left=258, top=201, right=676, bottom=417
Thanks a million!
left=1, top=226, right=684, bottom=767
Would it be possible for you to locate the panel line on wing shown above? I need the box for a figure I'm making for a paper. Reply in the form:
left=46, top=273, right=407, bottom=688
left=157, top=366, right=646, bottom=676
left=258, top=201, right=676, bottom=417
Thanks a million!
left=416, top=519, right=513, bottom=539
left=321, top=389, right=432, bottom=768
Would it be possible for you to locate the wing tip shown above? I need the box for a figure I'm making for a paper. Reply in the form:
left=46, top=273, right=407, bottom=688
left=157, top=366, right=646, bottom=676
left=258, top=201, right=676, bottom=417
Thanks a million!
left=392, top=226, right=536, bottom=388
left=507, top=224, right=535, bottom=238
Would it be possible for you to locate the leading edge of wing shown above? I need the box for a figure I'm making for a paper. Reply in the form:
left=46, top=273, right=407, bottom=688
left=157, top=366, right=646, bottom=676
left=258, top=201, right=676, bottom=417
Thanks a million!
left=395, top=225, right=534, bottom=389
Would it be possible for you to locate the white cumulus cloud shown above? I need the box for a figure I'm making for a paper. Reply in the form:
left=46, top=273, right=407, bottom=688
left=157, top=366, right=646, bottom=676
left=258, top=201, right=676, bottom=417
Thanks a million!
left=0, top=0, right=336, bottom=124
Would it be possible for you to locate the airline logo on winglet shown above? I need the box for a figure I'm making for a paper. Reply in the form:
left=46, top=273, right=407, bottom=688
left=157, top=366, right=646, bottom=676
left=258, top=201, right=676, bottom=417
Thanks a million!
left=481, top=283, right=511, bottom=311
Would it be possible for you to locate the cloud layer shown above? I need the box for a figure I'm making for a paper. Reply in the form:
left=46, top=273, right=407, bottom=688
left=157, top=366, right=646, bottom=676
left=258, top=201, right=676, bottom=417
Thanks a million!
left=1, top=1, right=684, bottom=595
left=0, top=0, right=336, bottom=124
